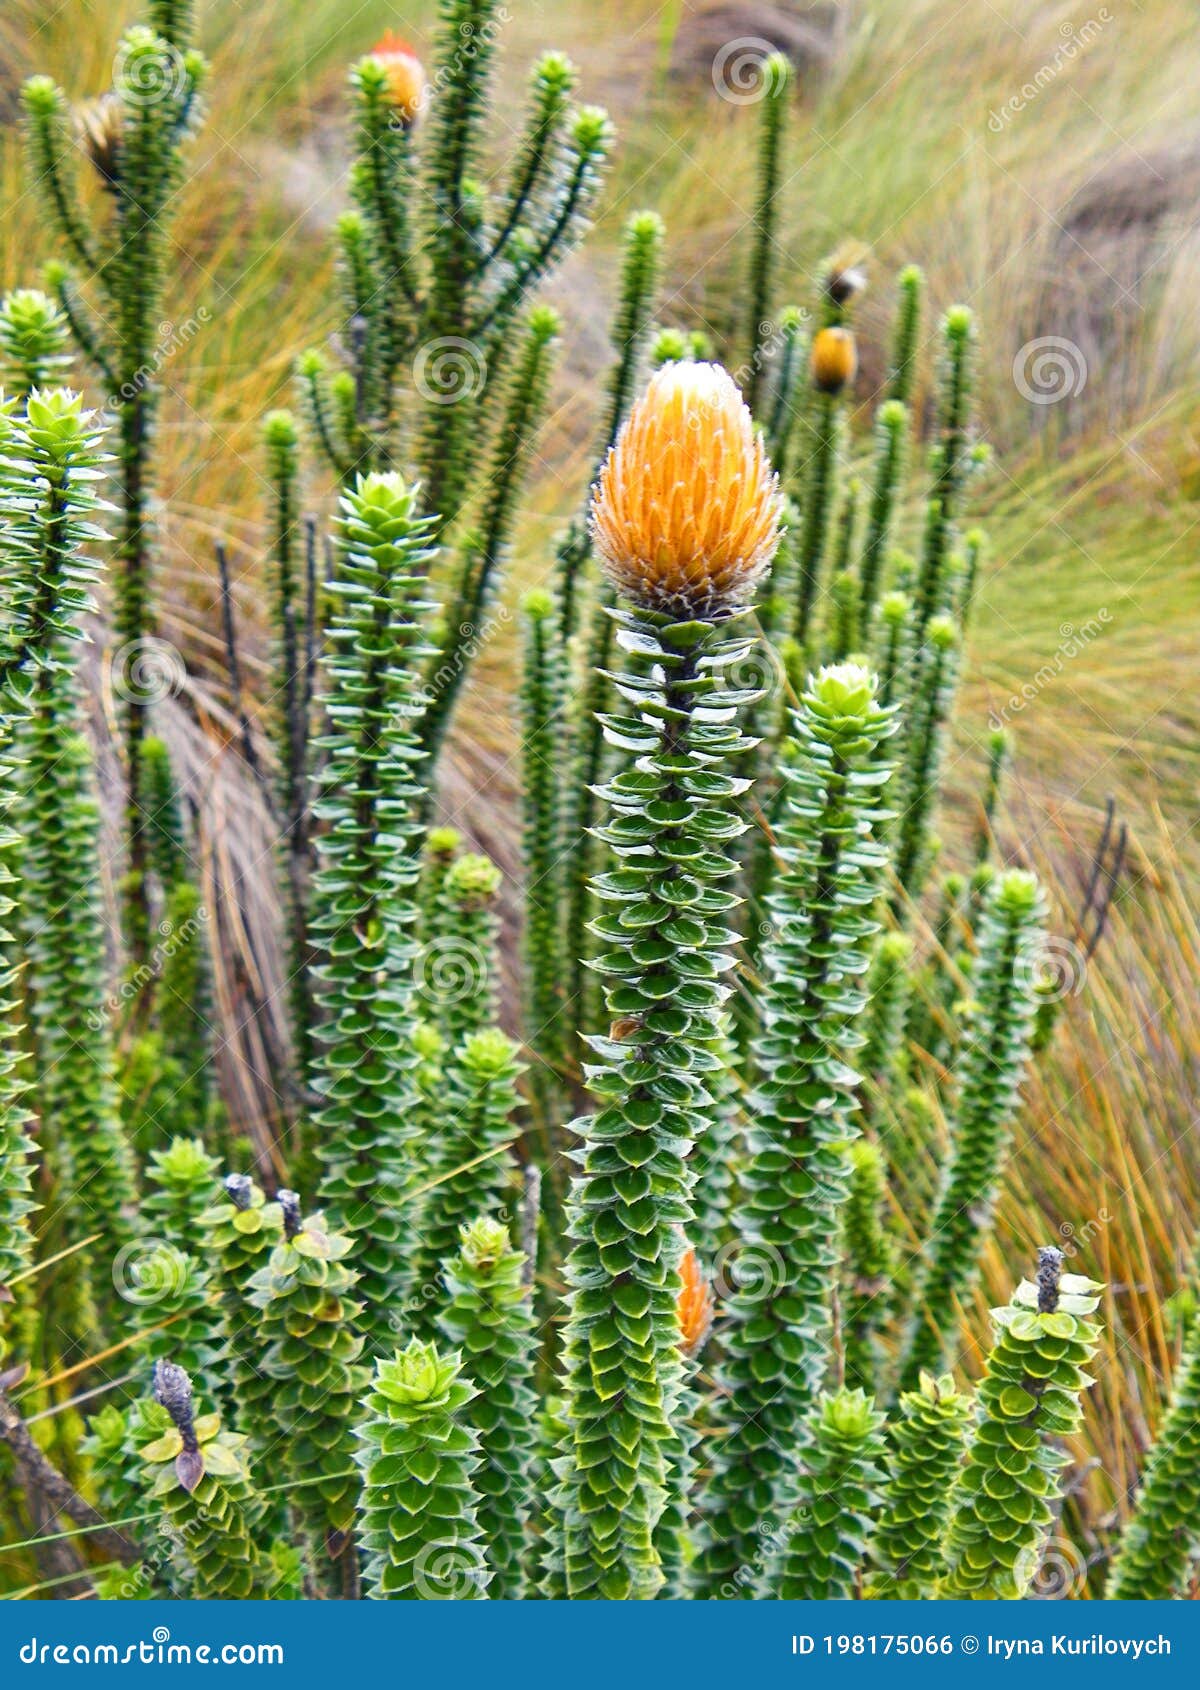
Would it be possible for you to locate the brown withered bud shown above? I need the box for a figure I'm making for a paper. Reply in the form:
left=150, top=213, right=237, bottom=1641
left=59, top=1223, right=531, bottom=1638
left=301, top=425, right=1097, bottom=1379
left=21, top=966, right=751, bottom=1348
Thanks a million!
left=75, top=94, right=122, bottom=191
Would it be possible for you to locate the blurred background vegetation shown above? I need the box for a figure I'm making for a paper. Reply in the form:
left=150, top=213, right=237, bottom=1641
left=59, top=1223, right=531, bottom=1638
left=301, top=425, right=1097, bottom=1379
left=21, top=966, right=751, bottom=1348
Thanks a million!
left=4, top=0, right=1199, bottom=1585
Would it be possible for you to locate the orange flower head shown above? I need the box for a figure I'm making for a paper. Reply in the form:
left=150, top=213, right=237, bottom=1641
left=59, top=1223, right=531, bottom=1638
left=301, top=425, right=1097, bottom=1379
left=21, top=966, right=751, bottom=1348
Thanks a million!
left=373, top=30, right=425, bottom=126
left=590, top=361, right=782, bottom=619
left=677, top=1245, right=715, bottom=1359
left=811, top=326, right=857, bottom=395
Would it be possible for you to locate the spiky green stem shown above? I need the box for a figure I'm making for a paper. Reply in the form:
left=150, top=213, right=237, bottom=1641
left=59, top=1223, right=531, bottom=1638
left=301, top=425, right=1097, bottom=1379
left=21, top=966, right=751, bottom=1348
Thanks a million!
left=942, top=1251, right=1102, bottom=1598
left=765, top=1389, right=888, bottom=1598
left=409, top=1030, right=523, bottom=1320
left=140, top=1361, right=272, bottom=1599
left=417, top=852, right=501, bottom=1047
left=309, top=474, right=435, bottom=1342
left=871, top=1371, right=970, bottom=1596
left=694, top=665, right=895, bottom=1598
left=887, top=265, right=923, bottom=404
left=438, top=1217, right=537, bottom=1598
left=247, top=1202, right=367, bottom=1590
left=898, top=871, right=1045, bottom=1389
left=559, top=605, right=758, bottom=1599
left=891, top=614, right=959, bottom=905
left=521, top=590, right=567, bottom=1096
left=356, top=1340, right=490, bottom=1599
left=842, top=1140, right=894, bottom=1393
left=743, top=54, right=789, bottom=414
left=858, top=400, right=908, bottom=627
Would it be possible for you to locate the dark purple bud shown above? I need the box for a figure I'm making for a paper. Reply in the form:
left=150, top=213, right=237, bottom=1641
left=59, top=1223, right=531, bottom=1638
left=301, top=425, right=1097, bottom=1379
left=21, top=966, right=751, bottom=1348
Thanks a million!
left=224, top=1173, right=254, bottom=1211
left=1036, top=1246, right=1064, bottom=1313
left=153, top=1359, right=198, bottom=1451
left=276, top=1188, right=302, bottom=1239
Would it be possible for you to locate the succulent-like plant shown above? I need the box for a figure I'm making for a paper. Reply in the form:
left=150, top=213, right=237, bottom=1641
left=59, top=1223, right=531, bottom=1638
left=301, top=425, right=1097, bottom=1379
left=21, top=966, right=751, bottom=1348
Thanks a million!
left=860, top=931, right=913, bottom=1083
left=891, top=613, right=960, bottom=903
left=557, top=362, right=781, bottom=1598
left=520, top=589, right=567, bottom=1100
left=765, top=1389, right=888, bottom=1599
left=899, top=870, right=1045, bottom=1389
left=7, top=394, right=137, bottom=1334
left=420, top=306, right=561, bottom=773
left=355, top=1339, right=490, bottom=1599
left=139, top=1360, right=272, bottom=1599
left=418, top=852, right=502, bottom=1048
left=129, top=1242, right=226, bottom=1390
left=942, top=1250, right=1102, bottom=1598
left=696, top=663, right=895, bottom=1597
left=439, top=1216, right=537, bottom=1598
left=308, top=472, right=436, bottom=1338
left=887, top=264, right=924, bottom=404
left=247, top=1196, right=367, bottom=1594
left=0, top=288, right=71, bottom=394
left=871, top=1372, right=970, bottom=1596
left=1107, top=1260, right=1200, bottom=1598
left=24, top=12, right=207, bottom=953
left=409, top=1029, right=523, bottom=1318
left=842, top=1140, right=895, bottom=1393
left=199, top=1174, right=284, bottom=1438
left=858, top=399, right=908, bottom=627
left=742, top=54, right=790, bottom=414
left=658, top=1245, right=713, bottom=1596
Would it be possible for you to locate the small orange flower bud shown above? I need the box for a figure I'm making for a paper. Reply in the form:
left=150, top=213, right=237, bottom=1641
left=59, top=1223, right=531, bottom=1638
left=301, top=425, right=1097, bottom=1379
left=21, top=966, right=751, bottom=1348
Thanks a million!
left=811, top=326, right=857, bottom=395
left=590, top=362, right=783, bottom=619
left=677, top=1245, right=715, bottom=1359
left=373, top=30, right=425, bottom=126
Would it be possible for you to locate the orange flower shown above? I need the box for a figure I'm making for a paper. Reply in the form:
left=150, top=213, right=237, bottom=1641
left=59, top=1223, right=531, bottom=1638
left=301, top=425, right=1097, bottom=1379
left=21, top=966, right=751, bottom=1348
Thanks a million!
left=590, top=362, right=782, bottom=618
left=677, top=1245, right=715, bottom=1358
left=373, top=30, right=425, bottom=126
left=811, top=326, right=858, bottom=395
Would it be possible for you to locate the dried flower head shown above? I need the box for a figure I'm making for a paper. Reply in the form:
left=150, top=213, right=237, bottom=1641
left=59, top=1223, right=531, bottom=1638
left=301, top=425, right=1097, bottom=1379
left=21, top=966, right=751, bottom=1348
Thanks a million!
left=811, top=326, right=857, bottom=395
left=677, top=1244, right=715, bottom=1358
left=823, top=242, right=869, bottom=309
left=75, top=94, right=122, bottom=191
left=590, top=361, right=782, bottom=618
left=372, top=30, right=424, bottom=126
